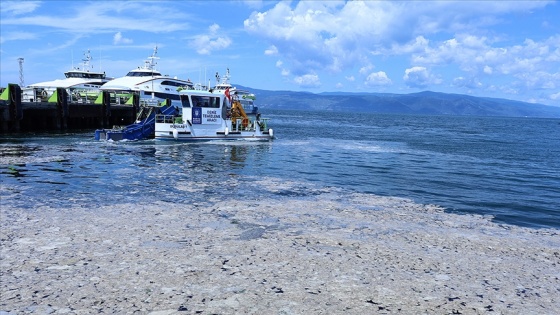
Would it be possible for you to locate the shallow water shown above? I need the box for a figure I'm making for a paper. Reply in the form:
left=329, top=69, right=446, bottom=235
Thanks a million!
left=1, top=110, right=559, bottom=229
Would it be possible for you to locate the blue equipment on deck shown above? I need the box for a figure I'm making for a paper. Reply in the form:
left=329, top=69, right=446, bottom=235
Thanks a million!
left=94, top=105, right=177, bottom=141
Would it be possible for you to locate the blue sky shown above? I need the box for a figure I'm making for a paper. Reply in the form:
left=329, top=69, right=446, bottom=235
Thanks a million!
left=1, top=0, right=559, bottom=106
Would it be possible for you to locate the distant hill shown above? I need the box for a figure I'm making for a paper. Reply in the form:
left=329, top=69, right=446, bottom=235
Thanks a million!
left=234, top=86, right=560, bottom=118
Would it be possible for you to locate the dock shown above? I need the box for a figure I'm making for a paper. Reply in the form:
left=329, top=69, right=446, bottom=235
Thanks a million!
left=0, top=84, right=139, bottom=133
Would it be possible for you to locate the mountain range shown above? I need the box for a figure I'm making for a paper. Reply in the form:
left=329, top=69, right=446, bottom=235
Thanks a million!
left=236, top=87, right=560, bottom=118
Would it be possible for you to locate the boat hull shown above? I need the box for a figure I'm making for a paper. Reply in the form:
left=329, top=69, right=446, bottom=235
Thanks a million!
left=154, top=125, right=273, bottom=142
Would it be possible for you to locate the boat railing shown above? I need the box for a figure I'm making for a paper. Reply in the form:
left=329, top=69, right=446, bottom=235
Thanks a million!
left=140, top=98, right=160, bottom=107
left=259, top=118, right=270, bottom=131
left=155, top=114, right=177, bottom=124
left=232, top=117, right=263, bottom=132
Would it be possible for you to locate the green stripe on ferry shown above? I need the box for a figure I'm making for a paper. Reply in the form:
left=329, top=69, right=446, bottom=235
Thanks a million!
left=94, top=93, right=104, bottom=104
left=48, top=90, right=58, bottom=103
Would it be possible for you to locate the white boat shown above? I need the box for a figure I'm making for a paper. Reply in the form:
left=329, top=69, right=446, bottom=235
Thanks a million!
left=99, top=47, right=193, bottom=107
left=154, top=70, right=273, bottom=141
left=211, top=69, right=260, bottom=117
left=22, top=50, right=111, bottom=103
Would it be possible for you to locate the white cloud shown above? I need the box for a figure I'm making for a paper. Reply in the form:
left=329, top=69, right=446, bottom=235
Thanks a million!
left=113, top=32, right=133, bottom=45
left=516, top=71, right=560, bottom=90
left=407, top=34, right=559, bottom=97
left=452, top=76, right=483, bottom=89
left=1, top=2, right=190, bottom=33
left=265, top=45, right=278, bottom=56
left=359, top=64, right=374, bottom=75
left=0, top=31, right=36, bottom=44
left=365, top=71, right=392, bottom=87
left=275, top=60, right=290, bottom=76
left=243, top=0, right=556, bottom=104
left=244, top=1, right=552, bottom=77
left=294, top=73, right=321, bottom=88
left=191, top=24, right=232, bottom=55
left=346, top=75, right=355, bottom=82
left=242, top=0, right=264, bottom=9
left=550, top=92, right=560, bottom=100
left=403, top=66, right=440, bottom=88
left=391, top=36, right=430, bottom=55
left=0, top=2, right=40, bottom=15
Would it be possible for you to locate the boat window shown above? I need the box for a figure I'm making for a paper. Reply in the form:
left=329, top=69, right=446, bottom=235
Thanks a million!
left=181, top=95, right=191, bottom=107
left=162, top=80, right=185, bottom=87
left=153, top=92, right=180, bottom=100
left=126, top=71, right=161, bottom=77
left=191, top=95, right=220, bottom=108
left=141, top=91, right=180, bottom=100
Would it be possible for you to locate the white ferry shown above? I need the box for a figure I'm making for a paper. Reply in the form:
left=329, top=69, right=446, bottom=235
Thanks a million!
left=99, top=47, right=193, bottom=107
left=154, top=70, right=273, bottom=141
left=22, top=50, right=111, bottom=103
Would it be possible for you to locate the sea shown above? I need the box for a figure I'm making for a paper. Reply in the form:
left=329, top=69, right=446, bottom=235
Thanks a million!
left=1, top=110, right=559, bottom=229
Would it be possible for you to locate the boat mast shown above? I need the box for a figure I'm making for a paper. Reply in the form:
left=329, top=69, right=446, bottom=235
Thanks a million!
left=146, top=46, right=159, bottom=72
left=82, top=49, right=92, bottom=72
left=147, top=46, right=159, bottom=99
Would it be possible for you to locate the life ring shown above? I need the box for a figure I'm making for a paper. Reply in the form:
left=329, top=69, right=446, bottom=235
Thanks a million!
left=41, top=90, right=48, bottom=97
left=242, top=118, right=249, bottom=128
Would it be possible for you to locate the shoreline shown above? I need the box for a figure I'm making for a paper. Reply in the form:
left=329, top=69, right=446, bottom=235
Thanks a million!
left=1, top=191, right=559, bottom=314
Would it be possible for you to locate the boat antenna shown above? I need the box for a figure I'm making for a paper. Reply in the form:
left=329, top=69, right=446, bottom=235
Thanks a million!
left=224, top=68, right=230, bottom=85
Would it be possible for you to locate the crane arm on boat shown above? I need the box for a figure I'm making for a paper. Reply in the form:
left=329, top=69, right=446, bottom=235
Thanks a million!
left=230, top=100, right=249, bottom=127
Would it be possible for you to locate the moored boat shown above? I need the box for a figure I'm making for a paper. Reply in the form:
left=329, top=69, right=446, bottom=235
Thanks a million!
left=154, top=70, right=273, bottom=141
left=99, top=47, right=193, bottom=108
left=22, top=50, right=111, bottom=103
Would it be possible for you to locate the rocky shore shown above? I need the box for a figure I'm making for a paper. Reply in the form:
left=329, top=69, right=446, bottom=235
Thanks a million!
left=1, top=190, right=559, bottom=314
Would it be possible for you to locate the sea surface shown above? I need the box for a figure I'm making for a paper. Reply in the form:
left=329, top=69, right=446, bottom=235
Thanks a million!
left=1, top=110, right=559, bottom=229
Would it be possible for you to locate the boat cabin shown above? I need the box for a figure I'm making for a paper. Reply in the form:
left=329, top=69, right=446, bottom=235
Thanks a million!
left=179, top=91, right=229, bottom=126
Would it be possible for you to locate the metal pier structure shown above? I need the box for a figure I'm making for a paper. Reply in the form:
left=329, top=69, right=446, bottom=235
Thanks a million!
left=0, top=84, right=139, bottom=133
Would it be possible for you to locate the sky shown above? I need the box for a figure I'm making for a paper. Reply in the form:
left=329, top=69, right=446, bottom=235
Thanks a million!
left=1, top=0, right=559, bottom=106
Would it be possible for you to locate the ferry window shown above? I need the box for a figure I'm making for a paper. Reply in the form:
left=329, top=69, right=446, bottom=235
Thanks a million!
left=162, top=81, right=183, bottom=87
left=153, top=92, right=180, bottom=100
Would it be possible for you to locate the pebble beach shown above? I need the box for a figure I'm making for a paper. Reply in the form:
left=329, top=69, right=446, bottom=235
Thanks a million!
left=1, top=182, right=559, bottom=314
